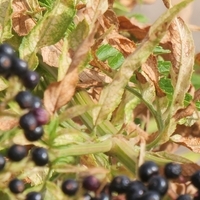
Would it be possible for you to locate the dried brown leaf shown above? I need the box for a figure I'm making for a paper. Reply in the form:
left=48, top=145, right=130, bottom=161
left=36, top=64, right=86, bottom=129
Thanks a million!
left=142, top=55, right=166, bottom=97
left=40, top=41, right=63, bottom=67
left=171, top=134, right=200, bottom=153
left=44, top=25, right=98, bottom=115
left=118, top=16, right=150, bottom=40
left=195, top=53, right=200, bottom=66
left=12, top=0, right=37, bottom=36
left=0, top=116, right=18, bottom=131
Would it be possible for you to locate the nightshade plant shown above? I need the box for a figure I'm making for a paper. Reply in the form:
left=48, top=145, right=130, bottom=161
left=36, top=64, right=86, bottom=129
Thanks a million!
left=0, top=0, right=199, bottom=199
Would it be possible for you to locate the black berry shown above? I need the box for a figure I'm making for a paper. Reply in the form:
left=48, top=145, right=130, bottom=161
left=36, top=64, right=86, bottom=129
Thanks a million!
left=191, top=170, right=200, bottom=189
left=33, top=107, right=49, bottom=125
left=148, top=175, right=168, bottom=196
left=164, top=162, right=182, bottom=179
left=11, top=57, right=28, bottom=76
left=0, top=53, right=12, bottom=74
left=21, top=70, right=40, bottom=89
left=7, top=144, right=27, bottom=161
left=31, top=96, right=42, bottom=109
left=176, top=194, right=192, bottom=200
left=82, top=175, right=100, bottom=192
left=139, top=161, right=159, bottom=182
left=31, top=147, right=49, bottom=166
left=19, top=112, right=38, bottom=131
left=15, top=91, right=34, bottom=109
left=9, top=178, right=25, bottom=194
left=0, top=44, right=15, bottom=57
left=0, top=154, right=6, bottom=170
left=109, top=175, right=130, bottom=194
left=24, top=126, right=44, bottom=141
left=26, top=191, right=43, bottom=200
left=126, top=180, right=147, bottom=200
left=139, top=191, right=161, bottom=200
left=61, top=179, right=79, bottom=196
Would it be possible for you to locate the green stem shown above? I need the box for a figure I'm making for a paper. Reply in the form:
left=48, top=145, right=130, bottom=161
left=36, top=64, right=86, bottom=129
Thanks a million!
left=126, top=86, right=164, bottom=132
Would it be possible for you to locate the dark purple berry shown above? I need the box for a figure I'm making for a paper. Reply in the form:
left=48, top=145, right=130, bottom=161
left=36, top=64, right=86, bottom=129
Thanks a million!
left=9, top=178, right=24, bottom=194
left=21, top=70, right=40, bottom=89
left=19, top=112, right=38, bottom=131
left=194, top=191, right=200, bottom=200
left=148, top=175, right=168, bottom=196
left=11, top=57, right=28, bottom=76
left=25, top=192, right=43, bottom=200
left=61, top=179, right=79, bottom=196
left=0, top=53, right=12, bottom=74
left=31, top=96, right=42, bottom=109
left=24, top=126, right=44, bottom=141
left=15, top=91, right=34, bottom=109
left=7, top=144, right=27, bottom=161
left=31, top=147, right=49, bottom=166
left=191, top=170, right=200, bottom=189
left=0, top=44, right=15, bottom=56
left=139, top=191, right=161, bottom=200
left=139, top=161, right=159, bottom=182
left=33, top=107, right=49, bottom=125
left=82, top=175, right=100, bottom=192
left=164, top=162, right=182, bottom=179
left=176, top=194, right=191, bottom=200
left=126, top=180, right=147, bottom=200
left=109, top=175, right=130, bottom=194
left=0, top=154, right=6, bottom=170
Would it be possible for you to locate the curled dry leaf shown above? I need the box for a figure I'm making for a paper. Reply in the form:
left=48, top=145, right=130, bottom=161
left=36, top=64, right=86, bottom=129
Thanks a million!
left=142, top=55, right=166, bottom=97
left=195, top=53, right=200, bottom=66
left=171, top=134, right=200, bottom=153
left=118, top=16, right=150, bottom=40
left=12, top=0, right=37, bottom=36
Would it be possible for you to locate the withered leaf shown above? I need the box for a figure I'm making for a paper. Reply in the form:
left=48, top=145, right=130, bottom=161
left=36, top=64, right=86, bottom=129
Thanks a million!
left=142, top=55, right=166, bottom=97
left=171, top=134, right=200, bottom=153
left=12, top=0, right=36, bottom=36
left=0, top=116, right=18, bottom=131
left=118, top=16, right=150, bottom=40
left=195, top=53, right=200, bottom=66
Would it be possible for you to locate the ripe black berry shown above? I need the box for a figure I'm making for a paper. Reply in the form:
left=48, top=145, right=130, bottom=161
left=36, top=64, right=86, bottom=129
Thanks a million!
left=33, top=107, right=49, bottom=125
left=109, top=175, right=130, bottom=194
left=164, top=162, right=182, bottom=179
left=9, top=178, right=25, bottom=194
left=191, top=170, right=200, bottom=189
left=7, top=144, right=27, bottom=161
left=19, top=112, right=38, bottom=131
left=139, top=161, right=159, bottom=182
left=126, top=180, right=147, bottom=200
left=31, top=147, right=49, bottom=166
left=24, top=126, right=44, bottom=141
left=31, top=96, right=42, bottom=109
left=139, top=191, right=161, bottom=200
left=0, top=44, right=15, bottom=56
left=82, top=175, right=100, bottom=191
left=15, top=91, right=34, bottom=109
left=61, top=179, right=79, bottom=196
left=21, top=70, right=40, bottom=89
left=25, top=191, right=43, bottom=200
left=0, top=154, right=6, bottom=170
left=176, top=194, right=192, bottom=200
left=148, top=175, right=168, bottom=196
left=11, top=57, right=28, bottom=76
left=0, top=53, right=12, bottom=74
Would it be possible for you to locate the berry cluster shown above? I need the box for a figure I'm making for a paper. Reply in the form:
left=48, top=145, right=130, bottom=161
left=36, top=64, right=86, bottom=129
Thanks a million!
left=60, top=161, right=200, bottom=200
left=0, top=43, right=49, bottom=199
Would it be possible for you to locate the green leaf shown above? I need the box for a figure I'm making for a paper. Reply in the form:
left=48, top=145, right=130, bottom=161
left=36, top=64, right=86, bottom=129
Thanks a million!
left=19, top=0, right=76, bottom=69
left=158, top=60, right=171, bottom=76
left=0, top=0, right=13, bottom=42
left=191, top=73, right=200, bottom=89
left=159, top=77, right=174, bottom=95
left=96, top=44, right=124, bottom=69
left=184, top=93, right=192, bottom=107
left=153, top=46, right=171, bottom=55
left=92, top=0, right=193, bottom=125
left=132, top=13, right=148, bottom=23
left=38, top=0, right=55, bottom=9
